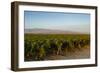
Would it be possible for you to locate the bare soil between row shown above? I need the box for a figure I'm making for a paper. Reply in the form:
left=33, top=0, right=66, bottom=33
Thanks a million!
left=45, top=46, right=90, bottom=60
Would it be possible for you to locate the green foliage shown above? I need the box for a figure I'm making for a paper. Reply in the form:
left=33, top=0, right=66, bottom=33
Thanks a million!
left=24, top=34, right=90, bottom=61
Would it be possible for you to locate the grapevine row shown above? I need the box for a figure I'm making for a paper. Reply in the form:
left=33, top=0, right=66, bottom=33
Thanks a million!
left=24, top=38, right=90, bottom=61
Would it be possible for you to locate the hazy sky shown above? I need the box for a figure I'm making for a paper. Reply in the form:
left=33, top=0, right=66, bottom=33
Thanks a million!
left=24, top=11, right=90, bottom=33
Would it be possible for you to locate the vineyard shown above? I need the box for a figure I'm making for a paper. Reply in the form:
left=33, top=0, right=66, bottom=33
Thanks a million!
left=24, top=34, right=90, bottom=61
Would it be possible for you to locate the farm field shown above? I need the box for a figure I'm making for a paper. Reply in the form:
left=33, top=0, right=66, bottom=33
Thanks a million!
left=24, top=34, right=90, bottom=61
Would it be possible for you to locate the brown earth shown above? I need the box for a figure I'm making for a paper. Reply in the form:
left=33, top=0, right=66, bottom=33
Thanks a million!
left=45, top=46, right=90, bottom=60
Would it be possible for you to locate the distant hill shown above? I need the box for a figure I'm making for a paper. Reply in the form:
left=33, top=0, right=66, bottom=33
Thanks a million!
left=24, top=28, right=87, bottom=34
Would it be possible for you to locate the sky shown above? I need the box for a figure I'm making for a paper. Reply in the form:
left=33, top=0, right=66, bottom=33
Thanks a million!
left=24, top=11, right=90, bottom=33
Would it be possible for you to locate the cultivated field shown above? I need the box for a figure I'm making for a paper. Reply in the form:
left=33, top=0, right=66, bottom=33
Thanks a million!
left=24, top=34, right=90, bottom=61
